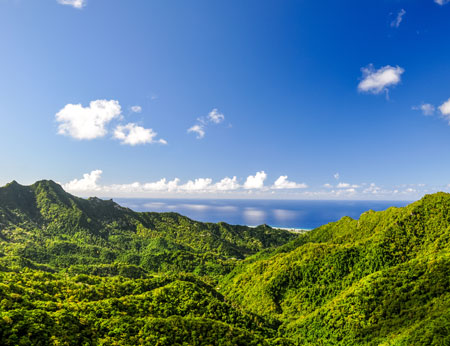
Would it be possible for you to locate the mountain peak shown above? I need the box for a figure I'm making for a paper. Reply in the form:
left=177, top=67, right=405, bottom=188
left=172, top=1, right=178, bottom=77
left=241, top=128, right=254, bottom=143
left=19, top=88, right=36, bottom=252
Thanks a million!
left=1, top=180, right=29, bottom=195
left=32, top=179, right=64, bottom=189
left=3, top=180, right=25, bottom=190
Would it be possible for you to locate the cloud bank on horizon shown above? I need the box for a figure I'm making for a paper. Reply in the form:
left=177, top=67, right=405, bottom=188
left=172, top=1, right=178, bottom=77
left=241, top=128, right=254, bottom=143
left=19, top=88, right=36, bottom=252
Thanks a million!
left=63, top=170, right=307, bottom=194
left=61, top=169, right=429, bottom=200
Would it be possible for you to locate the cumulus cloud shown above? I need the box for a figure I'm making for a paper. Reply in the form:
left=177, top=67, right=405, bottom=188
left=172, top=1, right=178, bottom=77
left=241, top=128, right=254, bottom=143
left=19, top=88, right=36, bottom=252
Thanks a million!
left=63, top=170, right=276, bottom=195
left=244, top=171, right=267, bottom=189
left=113, top=123, right=167, bottom=146
left=143, top=176, right=238, bottom=193
left=57, top=0, right=86, bottom=9
left=143, top=178, right=180, bottom=192
left=439, top=98, right=450, bottom=123
left=358, top=64, right=404, bottom=95
left=435, top=0, right=450, bottom=5
left=342, top=188, right=356, bottom=194
left=337, top=182, right=350, bottom=188
left=56, top=100, right=166, bottom=146
left=188, top=108, right=225, bottom=139
left=56, top=100, right=122, bottom=140
left=207, top=108, right=225, bottom=124
left=63, top=170, right=431, bottom=199
left=63, top=170, right=102, bottom=191
left=337, top=182, right=360, bottom=189
left=272, top=176, right=307, bottom=189
left=413, top=103, right=435, bottom=116
left=131, top=105, right=142, bottom=113
left=363, top=183, right=382, bottom=195
left=179, top=178, right=213, bottom=191
left=391, top=9, right=406, bottom=28
left=215, top=176, right=240, bottom=191
left=187, top=125, right=205, bottom=139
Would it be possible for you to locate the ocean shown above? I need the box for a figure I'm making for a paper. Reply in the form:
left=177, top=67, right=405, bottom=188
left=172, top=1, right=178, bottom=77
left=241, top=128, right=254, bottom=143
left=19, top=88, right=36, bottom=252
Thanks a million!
left=114, top=198, right=411, bottom=230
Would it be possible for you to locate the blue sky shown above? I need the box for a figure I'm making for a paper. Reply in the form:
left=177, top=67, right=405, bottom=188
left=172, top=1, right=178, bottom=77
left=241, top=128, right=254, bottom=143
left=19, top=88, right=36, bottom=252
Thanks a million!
left=1, top=0, right=450, bottom=199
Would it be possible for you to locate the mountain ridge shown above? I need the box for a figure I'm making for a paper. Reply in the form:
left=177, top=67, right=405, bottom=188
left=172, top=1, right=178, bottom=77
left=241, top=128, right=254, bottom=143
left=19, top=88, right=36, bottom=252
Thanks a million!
left=0, top=179, right=297, bottom=274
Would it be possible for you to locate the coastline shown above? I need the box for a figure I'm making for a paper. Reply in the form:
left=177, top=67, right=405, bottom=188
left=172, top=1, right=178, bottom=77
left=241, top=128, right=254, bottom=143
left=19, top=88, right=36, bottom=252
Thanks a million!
left=273, top=226, right=312, bottom=234
left=247, top=225, right=312, bottom=233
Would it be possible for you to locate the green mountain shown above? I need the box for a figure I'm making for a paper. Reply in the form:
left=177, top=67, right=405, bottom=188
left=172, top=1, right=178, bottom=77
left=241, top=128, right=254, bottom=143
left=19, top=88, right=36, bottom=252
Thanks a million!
left=1, top=181, right=450, bottom=345
left=220, top=192, right=450, bottom=345
left=0, top=180, right=296, bottom=276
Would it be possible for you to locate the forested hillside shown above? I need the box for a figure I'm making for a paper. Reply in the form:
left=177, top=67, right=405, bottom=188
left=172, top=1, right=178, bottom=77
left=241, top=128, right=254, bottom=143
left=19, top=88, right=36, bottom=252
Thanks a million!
left=221, top=192, right=450, bottom=345
left=1, top=181, right=450, bottom=345
left=0, top=180, right=295, bottom=277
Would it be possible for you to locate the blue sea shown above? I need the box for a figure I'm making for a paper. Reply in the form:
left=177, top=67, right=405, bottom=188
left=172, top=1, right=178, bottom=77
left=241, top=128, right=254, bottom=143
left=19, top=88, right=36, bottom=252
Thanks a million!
left=114, top=198, right=411, bottom=230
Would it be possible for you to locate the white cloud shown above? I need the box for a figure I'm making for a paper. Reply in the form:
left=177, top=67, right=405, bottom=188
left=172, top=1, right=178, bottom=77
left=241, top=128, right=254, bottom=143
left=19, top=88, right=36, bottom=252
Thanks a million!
left=62, top=170, right=431, bottom=199
left=131, top=105, right=142, bottom=113
left=113, top=123, right=166, bottom=146
left=188, top=108, right=225, bottom=139
left=439, top=98, right=450, bottom=123
left=272, top=176, right=307, bottom=189
left=435, top=0, right=450, bottom=5
left=358, top=65, right=404, bottom=95
left=179, top=178, right=213, bottom=191
left=187, top=124, right=205, bottom=139
left=413, top=103, right=435, bottom=116
left=244, top=171, right=267, bottom=189
left=143, top=178, right=180, bottom=192
left=391, top=9, right=406, bottom=28
left=215, top=176, right=240, bottom=191
left=63, top=170, right=269, bottom=195
left=207, top=108, right=225, bottom=124
left=56, top=100, right=166, bottom=146
left=337, top=182, right=360, bottom=189
left=363, top=183, right=381, bottom=195
left=141, top=176, right=240, bottom=193
left=107, top=182, right=141, bottom=192
left=63, top=170, right=102, bottom=191
left=57, top=0, right=86, bottom=9
left=337, top=182, right=350, bottom=188
left=56, top=100, right=122, bottom=140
